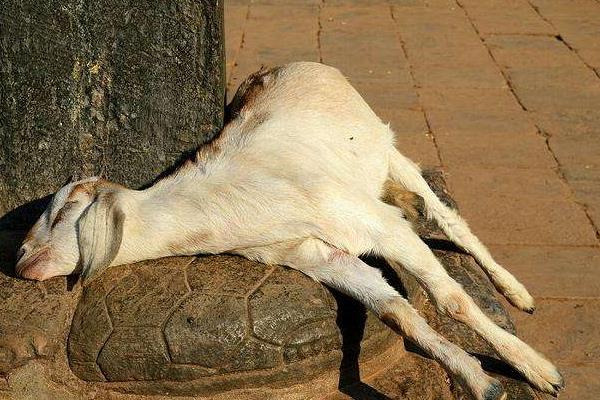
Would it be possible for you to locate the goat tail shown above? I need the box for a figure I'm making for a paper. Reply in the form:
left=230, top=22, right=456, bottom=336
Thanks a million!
left=387, top=148, right=535, bottom=313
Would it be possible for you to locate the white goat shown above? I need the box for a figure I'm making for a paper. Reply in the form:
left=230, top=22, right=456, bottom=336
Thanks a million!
left=16, top=62, right=563, bottom=400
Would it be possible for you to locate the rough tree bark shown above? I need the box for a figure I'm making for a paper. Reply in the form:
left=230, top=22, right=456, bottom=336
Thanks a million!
left=0, top=0, right=225, bottom=218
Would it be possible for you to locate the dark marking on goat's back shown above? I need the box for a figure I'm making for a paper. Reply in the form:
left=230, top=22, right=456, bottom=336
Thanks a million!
left=226, top=66, right=280, bottom=120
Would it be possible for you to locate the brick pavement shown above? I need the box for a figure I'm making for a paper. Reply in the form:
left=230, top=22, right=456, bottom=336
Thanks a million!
left=224, top=1, right=600, bottom=398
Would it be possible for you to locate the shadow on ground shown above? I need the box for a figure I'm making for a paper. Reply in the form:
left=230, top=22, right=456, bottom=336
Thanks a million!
left=331, top=255, right=407, bottom=400
left=0, top=196, right=51, bottom=277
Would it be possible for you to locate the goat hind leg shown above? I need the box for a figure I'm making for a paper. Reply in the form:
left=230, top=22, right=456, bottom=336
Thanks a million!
left=276, top=238, right=506, bottom=400
left=374, top=210, right=564, bottom=395
left=387, top=150, right=534, bottom=312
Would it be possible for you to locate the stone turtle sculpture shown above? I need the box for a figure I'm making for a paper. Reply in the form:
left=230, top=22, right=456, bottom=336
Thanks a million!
left=68, top=254, right=398, bottom=397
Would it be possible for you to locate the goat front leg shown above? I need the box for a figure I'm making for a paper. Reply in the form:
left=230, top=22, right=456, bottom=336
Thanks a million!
left=372, top=207, right=564, bottom=395
left=243, top=238, right=507, bottom=400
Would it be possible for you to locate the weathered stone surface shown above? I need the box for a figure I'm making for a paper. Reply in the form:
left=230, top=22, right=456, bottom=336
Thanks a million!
left=0, top=230, right=74, bottom=376
left=0, top=0, right=225, bottom=216
left=250, top=268, right=338, bottom=347
left=106, top=258, right=191, bottom=327
left=165, top=293, right=248, bottom=367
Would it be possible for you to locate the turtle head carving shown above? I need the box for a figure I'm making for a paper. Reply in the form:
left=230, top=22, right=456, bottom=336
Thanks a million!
left=16, top=177, right=126, bottom=281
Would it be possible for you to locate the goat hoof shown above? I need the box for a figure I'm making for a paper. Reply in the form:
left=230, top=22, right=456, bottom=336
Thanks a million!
left=552, top=372, right=565, bottom=392
left=524, top=306, right=535, bottom=314
left=483, top=381, right=507, bottom=400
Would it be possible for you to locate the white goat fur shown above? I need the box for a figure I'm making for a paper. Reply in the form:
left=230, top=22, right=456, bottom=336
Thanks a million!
left=17, top=62, right=563, bottom=399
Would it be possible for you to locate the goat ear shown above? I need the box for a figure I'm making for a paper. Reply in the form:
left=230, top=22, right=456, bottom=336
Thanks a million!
left=77, top=192, right=125, bottom=280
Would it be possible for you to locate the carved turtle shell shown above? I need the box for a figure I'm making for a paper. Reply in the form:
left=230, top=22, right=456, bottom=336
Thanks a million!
left=68, top=254, right=398, bottom=396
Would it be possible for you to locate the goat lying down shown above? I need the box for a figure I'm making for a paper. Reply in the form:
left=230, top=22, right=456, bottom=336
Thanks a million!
left=16, top=62, right=563, bottom=400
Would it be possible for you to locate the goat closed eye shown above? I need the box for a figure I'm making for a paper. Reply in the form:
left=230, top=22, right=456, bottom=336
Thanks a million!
left=51, top=201, right=77, bottom=229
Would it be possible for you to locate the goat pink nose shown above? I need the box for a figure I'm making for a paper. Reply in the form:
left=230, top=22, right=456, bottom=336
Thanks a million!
left=15, top=248, right=52, bottom=281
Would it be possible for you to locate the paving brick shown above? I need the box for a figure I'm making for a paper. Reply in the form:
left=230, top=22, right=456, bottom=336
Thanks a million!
left=377, top=108, right=428, bottom=134
left=529, top=0, right=600, bottom=15
left=412, top=64, right=507, bottom=89
left=229, top=4, right=319, bottom=91
left=485, top=35, right=583, bottom=69
left=563, top=165, right=600, bottom=183
left=418, top=87, right=522, bottom=111
left=392, top=7, right=476, bottom=36
left=508, top=82, right=600, bottom=113
left=531, top=110, right=600, bottom=177
left=320, top=41, right=411, bottom=84
left=531, top=111, right=600, bottom=138
left=225, top=4, right=248, bottom=84
left=320, top=7, right=411, bottom=82
left=510, top=299, right=600, bottom=363
left=395, top=134, right=441, bottom=168
left=392, top=8, right=489, bottom=61
left=553, top=363, right=600, bottom=400
left=320, top=6, right=411, bottom=82
left=246, top=0, right=321, bottom=5
left=375, top=108, right=441, bottom=167
left=530, top=0, right=600, bottom=69
left=396, top=0, right=457, bottom=8
left=459, top=0, right=555, bottom=36
left=488, top=245, right=600, bottom=297
left=445, top=167, right=597, bottom=245
left=486, top=34, right=600, bottom=112
left=550, top=134, right=600, bottom=169
left=418, top=88, right=535, bottom=136
left=354, top=80, right=420, bottom=111
left=405, top=44, right=495, bottom=68
left=448, top=167, right=571, bottom=199
left=425, top=109, right=536, bottom=138
left=578, top=47, right=600, bottom=71
left=244, top=2, right=319, bottom=38
left=392, top=7, right=509, bottom=88
left=562, top=167, right=600, bottom=233
left=401, top=31, right=484, bottom=54
left=436, top=130, right=556, bottom=168
left=325, top=0, right=394, bottom=5
left=507, top=65, right=600, bottom=89
left=321, top=4, right=396, bottom=28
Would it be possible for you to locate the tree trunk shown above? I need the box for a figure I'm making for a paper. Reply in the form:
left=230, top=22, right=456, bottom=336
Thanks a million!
left=0, top=0, right=225, bottom=219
